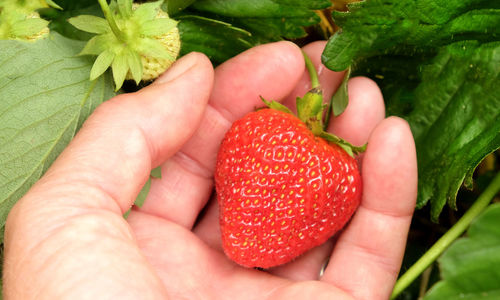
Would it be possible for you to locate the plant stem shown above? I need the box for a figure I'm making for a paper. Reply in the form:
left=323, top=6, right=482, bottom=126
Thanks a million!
left=418, top=265, right=432, bottom=299
left=391, top=171, right=500, bottom=299
left=302, top=51, right=320, bottom=89
left=97, top=0, right=125, bottom=42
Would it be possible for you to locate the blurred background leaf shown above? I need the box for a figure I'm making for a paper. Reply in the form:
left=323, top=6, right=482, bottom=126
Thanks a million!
left=424, top=204, right=500, bottom=299
left=322, top=0, right=500, bottom=220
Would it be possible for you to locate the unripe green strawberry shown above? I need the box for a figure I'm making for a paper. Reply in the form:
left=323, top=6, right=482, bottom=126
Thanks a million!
left=23, top=12, right=49, bottom=41
left=69, top=0, right=181, bottom=90
left=126, top=3, right=180, bottom=81
left=216, top=108, right=362, bottom=268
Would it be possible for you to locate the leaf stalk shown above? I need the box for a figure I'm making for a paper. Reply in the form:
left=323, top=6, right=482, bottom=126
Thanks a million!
left=390, top=171, right=500, bottom=299
left=302, top=50, right=320, bottom=89
left=97, top=0, right=125, bottom=42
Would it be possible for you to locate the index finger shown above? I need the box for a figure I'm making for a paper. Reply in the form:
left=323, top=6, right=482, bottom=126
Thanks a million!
left=321, top=117, right=417, bottom=300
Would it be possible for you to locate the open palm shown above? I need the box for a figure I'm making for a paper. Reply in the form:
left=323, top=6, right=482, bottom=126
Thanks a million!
left=4, top=41, right=417, bottom=300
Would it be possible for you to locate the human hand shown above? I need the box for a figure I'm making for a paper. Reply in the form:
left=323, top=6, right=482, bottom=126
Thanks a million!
left=3, top=41, right=417, bottom=300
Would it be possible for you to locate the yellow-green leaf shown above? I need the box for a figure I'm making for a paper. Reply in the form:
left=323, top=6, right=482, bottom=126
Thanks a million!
left=90, top=49, right=115, bottom=80
left=68, top=15, right=110, bottom=34
left=10, top=18, right=49, bottom=37
left=111, top=51, right=129, bottom=90
left=141, top=18, right=177, bottom=36
left=125, top=49, right=142, bottom=84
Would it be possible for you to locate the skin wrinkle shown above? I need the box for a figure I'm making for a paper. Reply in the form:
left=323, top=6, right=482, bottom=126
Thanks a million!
left=7, top=211, right=145, bottom=299
left=53, top=109, right=153, bottom=212
left=171, top=150, right=214, bottom=180
left=4, top=185, right=125, bottom=271
left=130, top=213, right=218, bottom=299
left=171, top=103, right=232, bottom=178
left=338, top=230, right=405, bottom=276
left=361, top=200, right=416, bottom=219
left=177, top=104, right=233, bottom=172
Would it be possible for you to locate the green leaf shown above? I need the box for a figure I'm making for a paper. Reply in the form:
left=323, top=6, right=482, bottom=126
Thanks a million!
left=90, top=49, right=115, bottom=80
left=323, top=0, right=500, bottom=71
left=270, top=0, right=331, bottom=9
left=151, top=166, right=162, bottom=179
left=331, top=67, right=350, bottom=117
left=49, top=0, right=97, bottom=10
left=191, top=0, right=323, bottom=41
left=136, top=37, right=174, bottom=60
left=424, top=204, right=500, bottom=299
left=0, top=34, right=115, bottom=238
left=193, top=0, right=316, bottom=18
left=125, top=49, right=142, bottom=85
left=164, top=0, right=196, bottom=16
left=111, top=50, right=129, bottom=91
left=177, top=15, right=253, bottom=65
left=80, top=34, right=110, bottom=55
left=130, top=166, right=162, bottom=213
left=320, top=132, right=367, bottom=157
left=133, top=0, right=163, bottom=21
left=236, top=16, right=318, bottom=41
left=46, top=0, right=63, bottom=10
left=141, top=18, right=177, bottom=36
left=134, top=178, right=151, bottom=208
left=68, top=15, right=110, bottom=34
left=117, top=0, right=133, bottom=18
left=174, top=1, right=326, bottom=64
left=321, top=0, right=500, bottom=219
left=408, top=41, right=500, bottom=219
left=40, top=2, right=103, bottom=41
left=260, top=97, right=293, bottom=115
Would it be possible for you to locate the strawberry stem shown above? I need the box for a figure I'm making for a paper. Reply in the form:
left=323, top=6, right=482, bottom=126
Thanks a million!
left=262, top=52, right=367, bottom=158
left=97, top=0, right=125, bottom=42
left=299, top=52, right=366, bottom=157
left=390, top=171, right=500, bottom=299
left=302, top=51, right=320, bottom=89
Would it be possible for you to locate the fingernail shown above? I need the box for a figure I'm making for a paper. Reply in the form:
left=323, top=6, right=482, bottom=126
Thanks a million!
left=154, top=52, right=200, bottom=84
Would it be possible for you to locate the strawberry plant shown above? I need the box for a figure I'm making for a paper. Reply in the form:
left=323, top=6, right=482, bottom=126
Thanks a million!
left=0, top=0, right=499, bottom=298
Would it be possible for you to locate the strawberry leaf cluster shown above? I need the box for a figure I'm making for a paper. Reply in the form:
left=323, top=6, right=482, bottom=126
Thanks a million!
left=322, top=0, right=500, bottom=220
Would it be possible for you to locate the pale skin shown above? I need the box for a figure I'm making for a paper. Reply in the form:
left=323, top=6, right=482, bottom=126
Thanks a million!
left=3, top=41, right=417, bottom=300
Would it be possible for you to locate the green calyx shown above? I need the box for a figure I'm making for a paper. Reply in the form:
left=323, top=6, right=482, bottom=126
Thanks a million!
left=262, top=51, right=366, bottom=157
left=69, top=0, right=179, bottom=91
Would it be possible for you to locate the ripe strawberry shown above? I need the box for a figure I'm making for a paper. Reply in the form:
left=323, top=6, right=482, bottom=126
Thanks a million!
left=215, top=87, right=364, bottom=268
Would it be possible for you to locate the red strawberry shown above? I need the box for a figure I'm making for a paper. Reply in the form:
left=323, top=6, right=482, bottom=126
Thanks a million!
left=215, top=90, right=364, bottom=268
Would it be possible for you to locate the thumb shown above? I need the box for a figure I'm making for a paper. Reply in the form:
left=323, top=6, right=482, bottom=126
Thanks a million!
left=40, top=52, right=213, bottom=213
left=3, top=52, right=213, bottom=300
